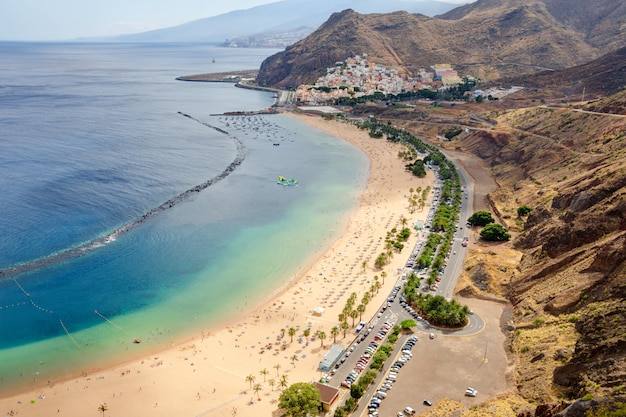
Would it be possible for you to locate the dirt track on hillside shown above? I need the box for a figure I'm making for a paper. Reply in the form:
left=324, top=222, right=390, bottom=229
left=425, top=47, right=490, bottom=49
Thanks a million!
left=443, top=148, right=499, bottom=213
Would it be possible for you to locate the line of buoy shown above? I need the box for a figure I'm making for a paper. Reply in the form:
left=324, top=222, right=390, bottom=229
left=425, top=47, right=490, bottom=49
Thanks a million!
left=94, top=310, right=131, bottom=337
left=12, top=278, right=53, bottom=313
left=29, top=299, right=53, bottom=314
left=0, top=301, right=28, bottom=310
left=13, top=278, right=30, bottom=297
left=59, top=319, right=82, bottom=349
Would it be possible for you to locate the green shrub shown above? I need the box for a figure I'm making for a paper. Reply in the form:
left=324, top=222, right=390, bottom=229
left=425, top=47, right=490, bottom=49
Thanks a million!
left=533, top=317, right=546, bottom=327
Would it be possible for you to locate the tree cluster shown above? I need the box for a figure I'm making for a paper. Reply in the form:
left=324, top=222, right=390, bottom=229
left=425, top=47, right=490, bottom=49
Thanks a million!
left=414, top=294, right=470, bottom=327
left=467, top=210, right=511, bottom=241
left=405, top=159, right=426, bottom=177
left=278, top=382, right=321, bottom=417
left=467, top=210, right=494, bottom=226
left=480, top=223, right=511, bottom=241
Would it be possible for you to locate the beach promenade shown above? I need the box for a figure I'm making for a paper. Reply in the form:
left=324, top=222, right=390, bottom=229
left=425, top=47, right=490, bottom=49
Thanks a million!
left=0, top=114, right=436, bottom=417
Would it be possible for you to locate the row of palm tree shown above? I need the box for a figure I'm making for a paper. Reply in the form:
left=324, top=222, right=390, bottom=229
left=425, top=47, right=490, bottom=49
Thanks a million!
left=407, top=186, right=431, bottom=214
left=245, top=368, right=291, bottom=400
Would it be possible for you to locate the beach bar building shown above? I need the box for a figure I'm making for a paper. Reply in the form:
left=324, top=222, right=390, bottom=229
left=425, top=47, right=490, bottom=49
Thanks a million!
left=318, top=344, right=345, bottom=371
left=314, top=382, right=340, bottom=412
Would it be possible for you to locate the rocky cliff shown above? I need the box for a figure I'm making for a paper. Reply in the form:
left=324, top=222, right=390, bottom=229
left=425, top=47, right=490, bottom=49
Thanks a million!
left=457, top=93, right=626, bottom=403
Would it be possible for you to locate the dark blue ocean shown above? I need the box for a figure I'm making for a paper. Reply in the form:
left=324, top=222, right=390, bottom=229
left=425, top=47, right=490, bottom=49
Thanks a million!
left=0, top=42, right=368, bottom=392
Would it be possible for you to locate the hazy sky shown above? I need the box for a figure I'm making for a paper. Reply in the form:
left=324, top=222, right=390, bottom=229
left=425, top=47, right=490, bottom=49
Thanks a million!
left=0, top=0, right=472, bottom=41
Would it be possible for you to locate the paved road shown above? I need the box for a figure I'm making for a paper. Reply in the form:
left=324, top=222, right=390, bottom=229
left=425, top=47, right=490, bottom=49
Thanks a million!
left=433, top=159, right=473, bottom=300
left=326, top=152, right=488, bottom=416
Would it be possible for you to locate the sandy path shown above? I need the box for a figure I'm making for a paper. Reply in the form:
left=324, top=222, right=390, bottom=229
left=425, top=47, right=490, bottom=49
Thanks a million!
left=0, top=114, right=436, bottom=417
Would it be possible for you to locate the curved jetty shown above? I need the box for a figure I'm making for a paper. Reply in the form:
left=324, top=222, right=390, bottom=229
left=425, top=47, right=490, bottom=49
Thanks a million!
left=0, top=113, right=247, bottom=280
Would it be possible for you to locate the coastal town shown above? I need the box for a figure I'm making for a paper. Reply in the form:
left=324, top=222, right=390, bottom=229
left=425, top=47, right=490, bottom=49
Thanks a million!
left=294, top=55, right=462, bottom=104
left=293, top=54, right=521, bottom=105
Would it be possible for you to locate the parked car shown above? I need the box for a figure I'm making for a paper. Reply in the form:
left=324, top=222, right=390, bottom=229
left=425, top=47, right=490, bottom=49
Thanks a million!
left=423, top=400, right=432, bottom=406
left=465, top=387, right=478, bottom=397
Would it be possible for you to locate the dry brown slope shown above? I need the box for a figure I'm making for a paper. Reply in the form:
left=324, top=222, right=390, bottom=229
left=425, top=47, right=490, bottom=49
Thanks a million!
left=257, top=0, right=620, bottom=89
left=439, top=0, right=626, bottom=53
left=456, top=100, right=626, bottom=402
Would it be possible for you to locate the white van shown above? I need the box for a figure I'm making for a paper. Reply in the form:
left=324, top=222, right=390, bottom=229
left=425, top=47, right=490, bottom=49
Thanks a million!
left=403, top=406, right=415, bottom=415
left=375, top=391, right=387, bottom=399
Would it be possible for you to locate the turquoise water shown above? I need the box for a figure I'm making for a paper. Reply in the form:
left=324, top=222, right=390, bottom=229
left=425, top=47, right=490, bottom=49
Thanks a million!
left=0, top=43, right=368, bottom=393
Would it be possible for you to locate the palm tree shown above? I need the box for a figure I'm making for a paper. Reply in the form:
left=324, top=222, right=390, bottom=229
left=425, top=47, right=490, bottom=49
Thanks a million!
left=279, top=374, right=289, bottom=391
left=98, top=403, right=108, bottom=417
left=381, top=271, right=387, bottom=284
left=253, top=383, right=262, bottom=401
left=245, top=374, right=256, bottom=389
left=288, top=327, right=296, bottom=343
left=401, top=215, right=408, bottom=228
left=341, top=321, right=350, bottom=338
left=338, top=312, right=346, bottom=324
left=361, top=260, right=367, bottom=273
left=349, top=309, right=358, bottom=327
left=303, top=328, right=310, bottom=341
left=362, top=293, right=370, bottom=306
left=290, top=354, right=298, bottom=367
left=268, top=378, right=276, bottom=391
left=357, top=304, right=366, bottom=321
left=330, top=326, right=339, bottom=343
left=260, top=368, right=269, bottom=382
left=318, top=331, right=327, bottom=348
left=385, top=241, right=394, bottom=259
left=273, top=363, right=281, bottom=376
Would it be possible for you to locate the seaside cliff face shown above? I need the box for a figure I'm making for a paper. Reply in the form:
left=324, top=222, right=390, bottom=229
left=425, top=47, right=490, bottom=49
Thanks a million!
left=256, top=0, right=625, bottom=89
left=441, top=93, right=626, bottom=405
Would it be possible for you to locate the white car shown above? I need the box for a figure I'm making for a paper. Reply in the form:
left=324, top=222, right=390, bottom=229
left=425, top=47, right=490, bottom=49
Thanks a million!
left=465, top=387, right=478, bottom=397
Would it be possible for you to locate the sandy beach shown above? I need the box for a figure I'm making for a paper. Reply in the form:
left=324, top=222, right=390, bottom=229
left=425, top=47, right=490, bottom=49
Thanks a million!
left=0, top=113, right=436, bottom=417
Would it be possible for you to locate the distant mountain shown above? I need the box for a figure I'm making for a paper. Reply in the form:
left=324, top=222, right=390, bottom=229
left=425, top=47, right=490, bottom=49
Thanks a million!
left=257, top=0, right=626, bottom=88
left=110, top=0, right=461, bottom=45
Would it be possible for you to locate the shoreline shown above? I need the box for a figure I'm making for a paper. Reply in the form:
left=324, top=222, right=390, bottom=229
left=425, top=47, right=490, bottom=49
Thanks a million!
left=0, top=113, right=436, bottom=417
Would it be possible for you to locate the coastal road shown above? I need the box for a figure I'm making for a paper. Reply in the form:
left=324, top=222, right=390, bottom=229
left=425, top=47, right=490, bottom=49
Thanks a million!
left=327, top=154, right=486, bottom=413
left=431, top=154, right=474, bottom=300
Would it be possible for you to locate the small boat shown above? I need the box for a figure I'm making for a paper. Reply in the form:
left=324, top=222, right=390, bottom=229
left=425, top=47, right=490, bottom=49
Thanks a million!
left=133, top=339, right=141, bottom=344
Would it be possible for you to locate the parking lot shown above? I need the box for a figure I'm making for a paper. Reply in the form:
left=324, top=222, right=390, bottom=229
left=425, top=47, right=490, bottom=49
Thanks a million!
left=359, top=297, right=511, bottom=417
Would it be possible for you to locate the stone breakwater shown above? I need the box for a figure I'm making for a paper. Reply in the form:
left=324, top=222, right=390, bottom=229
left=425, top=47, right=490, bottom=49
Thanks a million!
left=0, top=112, right=247, bottom=280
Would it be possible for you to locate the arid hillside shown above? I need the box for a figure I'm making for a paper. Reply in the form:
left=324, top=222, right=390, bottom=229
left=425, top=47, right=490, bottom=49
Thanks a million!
left=494, top=46, right=626, bottom=99
left=341, top=84, right=626, bottom=415
left=256, top=0, right=626, bottom=89
left=466, top=101, right=626, bottom=404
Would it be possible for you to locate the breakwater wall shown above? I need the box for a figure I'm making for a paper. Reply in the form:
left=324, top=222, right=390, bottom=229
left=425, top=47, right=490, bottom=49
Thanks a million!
left=0, top=113, right=246, bottom=280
